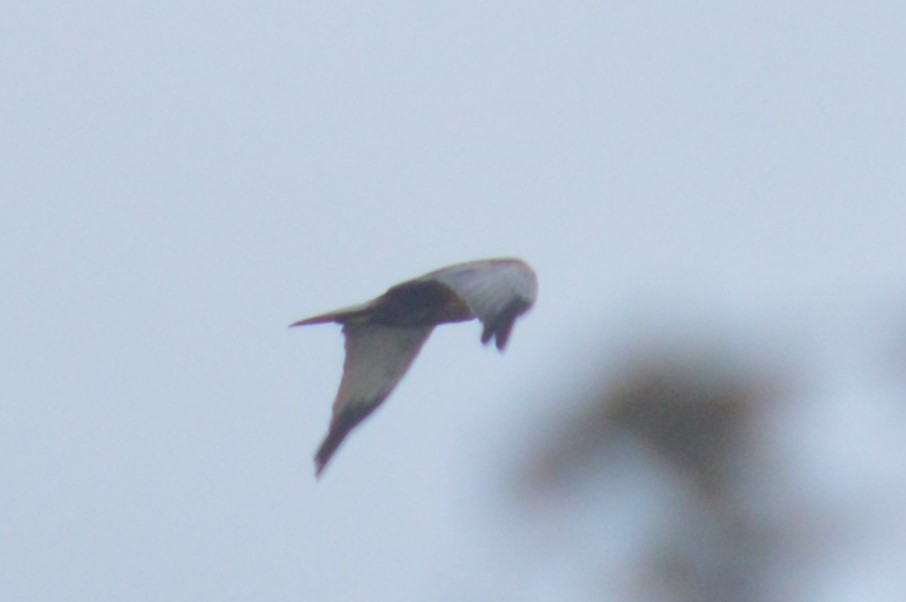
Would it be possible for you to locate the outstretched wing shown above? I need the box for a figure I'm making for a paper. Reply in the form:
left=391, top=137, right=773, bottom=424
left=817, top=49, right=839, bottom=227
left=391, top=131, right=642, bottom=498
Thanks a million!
left=421, top=258, right=537, bottom=350
left=314, top=322, right=433, bottom=476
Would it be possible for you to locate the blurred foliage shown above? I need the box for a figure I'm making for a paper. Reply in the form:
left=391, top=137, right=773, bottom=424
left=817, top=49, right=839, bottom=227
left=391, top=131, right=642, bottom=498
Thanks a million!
left=516, top=340, right=787, bottom=601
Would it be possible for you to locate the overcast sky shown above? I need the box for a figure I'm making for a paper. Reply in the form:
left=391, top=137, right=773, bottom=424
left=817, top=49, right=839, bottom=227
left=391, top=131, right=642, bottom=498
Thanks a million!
left=3, top=1, right=906, bottom=600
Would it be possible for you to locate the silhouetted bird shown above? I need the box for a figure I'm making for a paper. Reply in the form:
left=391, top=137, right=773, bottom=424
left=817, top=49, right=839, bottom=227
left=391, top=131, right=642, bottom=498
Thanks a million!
left=292, top=258, right=537, bottom=476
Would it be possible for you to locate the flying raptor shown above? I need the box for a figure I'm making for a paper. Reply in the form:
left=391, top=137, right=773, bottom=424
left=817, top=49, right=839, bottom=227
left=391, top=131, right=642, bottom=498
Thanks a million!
left=292, top=258, right=538, bottom=477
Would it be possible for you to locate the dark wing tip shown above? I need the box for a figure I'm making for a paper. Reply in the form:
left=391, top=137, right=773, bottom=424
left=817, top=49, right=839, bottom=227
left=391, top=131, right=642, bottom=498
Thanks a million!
left=313, top=425, right=347, bottom=478
left=495, top=319, right=515, bottom=350
left=312, top=401, right=382, bottom=479
left=313, top=440, right=335, bottom=478
left=480, top=321, right=513, bottom=350
left=480, top=298, right=529, bottom=351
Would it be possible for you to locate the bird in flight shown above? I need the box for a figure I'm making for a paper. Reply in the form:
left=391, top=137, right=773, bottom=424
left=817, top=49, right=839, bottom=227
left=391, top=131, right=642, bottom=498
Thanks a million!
left=292, top=258, right=538, bottom=477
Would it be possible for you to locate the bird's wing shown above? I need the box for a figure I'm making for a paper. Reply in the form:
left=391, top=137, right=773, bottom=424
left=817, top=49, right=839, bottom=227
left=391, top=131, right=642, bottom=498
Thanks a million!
left=314, top=322, right=433, bottom=476
left=420, top=258, right=537, bottom=350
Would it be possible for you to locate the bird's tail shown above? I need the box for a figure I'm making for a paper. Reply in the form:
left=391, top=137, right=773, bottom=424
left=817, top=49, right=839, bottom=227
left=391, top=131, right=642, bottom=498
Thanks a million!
left=290, top=302, right=371, bottom=328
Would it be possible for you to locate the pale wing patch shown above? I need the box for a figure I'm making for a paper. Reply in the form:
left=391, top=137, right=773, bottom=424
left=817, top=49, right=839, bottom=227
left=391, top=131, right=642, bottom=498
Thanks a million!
left=423, top=259, right=537, bottom=349
left=334, top=323, right=433, bottom=415
left=425, top=259, right=537, bottom=322
left=314, top=323, right=433, bottom=476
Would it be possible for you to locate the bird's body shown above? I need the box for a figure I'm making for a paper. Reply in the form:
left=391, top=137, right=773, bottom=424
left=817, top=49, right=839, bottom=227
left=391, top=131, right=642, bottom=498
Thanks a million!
left=292, top=258, right=537, bottom=476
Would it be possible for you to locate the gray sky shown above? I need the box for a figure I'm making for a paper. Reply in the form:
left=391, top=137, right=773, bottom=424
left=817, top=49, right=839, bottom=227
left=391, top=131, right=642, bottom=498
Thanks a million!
left=3, top=1, right=906, bottom=600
